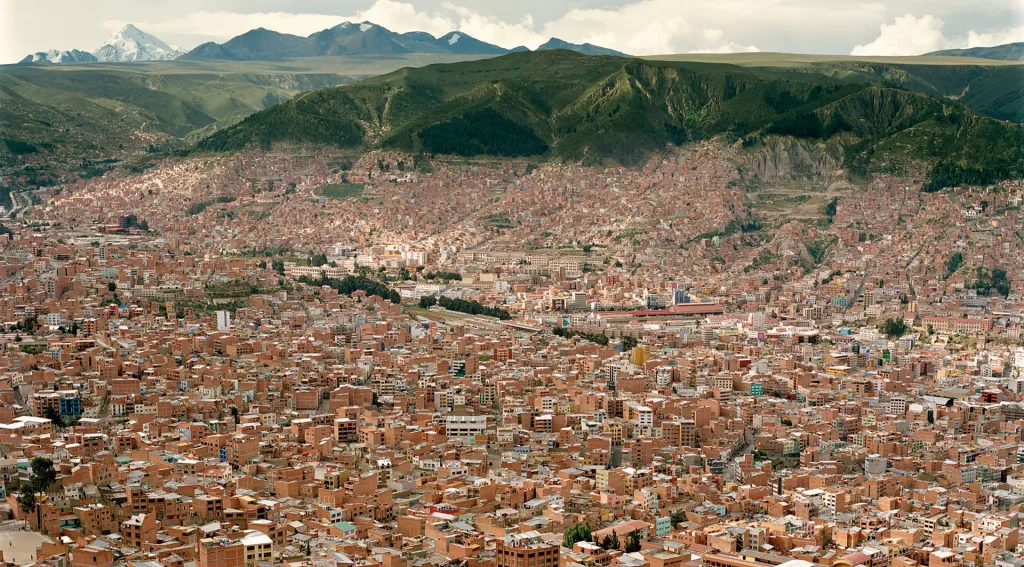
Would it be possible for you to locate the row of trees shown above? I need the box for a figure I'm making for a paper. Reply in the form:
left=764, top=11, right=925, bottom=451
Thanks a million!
left=418, top=295, right=511, bottom=320
left=552, top=326, right=610, bottom=346
left=298, top=275, right=402, bottom=304
left=563, top=523, right=643, bottom=552
left=421, top=271, right=461, bottom=281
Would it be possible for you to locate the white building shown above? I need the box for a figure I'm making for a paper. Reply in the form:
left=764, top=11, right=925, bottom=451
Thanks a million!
left=216, top=310, right=231, bottom=332
left=445, top=415, right=487, bottom=438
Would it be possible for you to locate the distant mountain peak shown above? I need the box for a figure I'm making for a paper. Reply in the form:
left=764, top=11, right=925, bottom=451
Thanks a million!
left=93, top=23, right=185, bottom=62
left=19, top=23, right=183, bottom=64
left=537, top=37, right=630, bottom=57
left=112, top=23, right=144, bottom=39
left=18, top=49, right=98, bottom=64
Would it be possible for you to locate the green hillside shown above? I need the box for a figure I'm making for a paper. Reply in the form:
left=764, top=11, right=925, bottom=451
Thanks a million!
left=645, top=53, right=1024, bottom=123
left=197, top=50, right=1024, bottom=189
left=925, top=42, right=1024, bottom=61
left=0, top=54, right=494, bottom=189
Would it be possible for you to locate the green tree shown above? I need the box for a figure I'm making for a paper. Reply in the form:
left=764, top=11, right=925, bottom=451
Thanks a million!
left=881, top=318, right=908, bottom=339
left=823, top=197, right=839, bottom=225
left=608, top=531, right=620, bottom=550
left=17, top=490, right=36, bottom=514
left=819, top=527, right=833, bottom=548
left=624, top=529, right=642, bottom=553
left=21, top=316, right=38, bottom=334
left=944, top=252, right=963, bottom=279
left=670, top=510, right=686, bottom=528
left=563, top=523, right=592, bottom=548
left=622, top=335, right=638, bottom=350
left=969, top=267, right=1010, bottom=297
left=44, top=406, right=63, bottom=427
left=30, top=457, right=57, bottom=493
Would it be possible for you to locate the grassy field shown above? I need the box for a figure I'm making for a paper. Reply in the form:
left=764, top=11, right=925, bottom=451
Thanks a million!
left=318, top=183, right=365, bottom=200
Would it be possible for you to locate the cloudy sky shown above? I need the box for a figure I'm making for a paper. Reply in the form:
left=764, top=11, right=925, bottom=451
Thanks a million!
left=1, top=0, right=1022, bottom=63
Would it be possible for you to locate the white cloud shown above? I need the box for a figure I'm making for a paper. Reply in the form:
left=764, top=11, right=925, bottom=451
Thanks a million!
left=106, top=1, right=458, bottom=43
left=851, top=13, right=952, bottom=56
left=967, top=26, right=1024, bottom=48
left=109, top=0, right=760, bottom=55
left=852, top=13, right=1024, bottom=56
left=99, top=2, right=1020, bottom=60
left=443, top=3, right=545, bottom=49
left=0, top=0, right=20, bottom=63
left=538, top=0, right=758, bottom=54
left=353, top=0, right=455, bottom=37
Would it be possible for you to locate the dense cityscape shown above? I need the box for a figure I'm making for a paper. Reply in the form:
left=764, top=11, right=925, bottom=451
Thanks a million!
left=0, top=138, right=1019, bottom=567
left=2, top=3, right=1024, bottom=567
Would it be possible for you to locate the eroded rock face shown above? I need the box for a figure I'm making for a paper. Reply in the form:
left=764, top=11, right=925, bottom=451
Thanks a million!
left=742, top=137, right=845, bottom=181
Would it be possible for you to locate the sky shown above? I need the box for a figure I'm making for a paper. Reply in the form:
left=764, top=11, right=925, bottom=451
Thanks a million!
left=1, top=0, right=1022, bottom=63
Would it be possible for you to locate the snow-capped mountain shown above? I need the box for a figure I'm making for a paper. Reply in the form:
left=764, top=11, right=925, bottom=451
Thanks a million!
left=19, top=24, right=184, bottom=64
left=18, top=49, right=98, bottom=64
left=92, top=24, right=185, bottom=62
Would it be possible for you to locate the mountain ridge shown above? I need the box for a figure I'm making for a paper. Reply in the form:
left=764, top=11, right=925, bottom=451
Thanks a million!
left=537, top=38, right=630, bottom=57
left=19, top=49, right=98, bottom=64
left=925, top=42, right=1024, bottom=61
left=180, top=21, right=511, bottom=61
left=195, top=50, right=1023, bottom=192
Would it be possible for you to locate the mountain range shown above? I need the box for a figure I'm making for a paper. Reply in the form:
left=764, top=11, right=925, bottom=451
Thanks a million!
left=20, top=24, right=185, bottom=64
left=180, top=22, right=629, bottom=61
left=926, top=42, right=1024, bottom=61
left=18, top=21, right=631, bottom=65
left=19, top=49, right=98, bottom=64
left=197, top=50, right=1023, bottom=191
